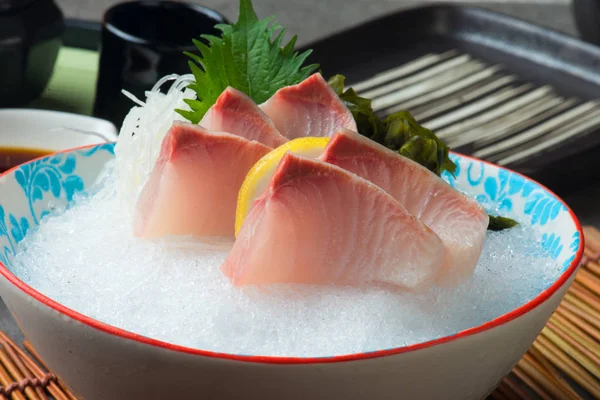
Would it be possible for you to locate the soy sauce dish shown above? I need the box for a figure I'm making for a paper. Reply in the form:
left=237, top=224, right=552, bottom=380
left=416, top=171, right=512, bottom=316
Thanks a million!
left=0, top=1, right=584, bottom=399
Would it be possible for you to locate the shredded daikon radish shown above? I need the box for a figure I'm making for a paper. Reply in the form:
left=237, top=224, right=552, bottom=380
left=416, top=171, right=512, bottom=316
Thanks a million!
left=114, top=74, right=196, bottom=216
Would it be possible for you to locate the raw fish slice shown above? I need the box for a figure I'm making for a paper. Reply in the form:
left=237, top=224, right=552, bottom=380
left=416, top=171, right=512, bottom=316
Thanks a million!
left=320, top=129, right=489, bottom=286
left=222, top=153, right=445, bottom=290
left=134, top=122, right=271, bottom=238
left=259, top=73, right=357, bottom=139
left=200, top=87, right=288, bottom=148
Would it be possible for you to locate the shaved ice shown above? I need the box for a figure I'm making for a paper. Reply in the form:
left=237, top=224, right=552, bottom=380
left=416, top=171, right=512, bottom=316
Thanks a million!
left=7, top=72, right=563, bottom=358
left=10, top=160, right=562, bottom=357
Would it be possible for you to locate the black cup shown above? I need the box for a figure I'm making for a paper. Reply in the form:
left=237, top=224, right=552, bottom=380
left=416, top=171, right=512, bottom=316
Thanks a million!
left=92, top=1, right=228, bottom=128
left=0, top=0, right=64, bottom=107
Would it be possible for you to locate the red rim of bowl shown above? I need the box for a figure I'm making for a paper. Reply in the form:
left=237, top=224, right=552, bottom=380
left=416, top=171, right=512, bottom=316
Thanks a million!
left=0, top=143, right=585, bottom=365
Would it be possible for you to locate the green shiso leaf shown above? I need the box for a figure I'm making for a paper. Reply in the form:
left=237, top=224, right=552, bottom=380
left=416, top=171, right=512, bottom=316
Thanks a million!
left=176, top=0, right=319, bottom=123
left=177, top=0, right=517, bottom=231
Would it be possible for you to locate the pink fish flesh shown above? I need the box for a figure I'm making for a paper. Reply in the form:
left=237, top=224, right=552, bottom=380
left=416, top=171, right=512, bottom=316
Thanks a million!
left=320, top=129, right=489, bottom=286
left=134, top=122, right=271, bottom=238
left=222, top=152, right=446, bottom=290
left=259, top=73, right=357, bottom=139
left=200, top=87, right=288, bottom=148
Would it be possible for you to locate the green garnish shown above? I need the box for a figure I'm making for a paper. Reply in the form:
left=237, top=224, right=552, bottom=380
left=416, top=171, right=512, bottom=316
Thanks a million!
left=330, top=74, right=518, bottom=231
left=178, top=0, right=517, bottom=231
left=328, top=74, right=456, bottom=177
left=176, top=0, right=319, bottom=123
left=488, top=215, right=520, bottom=231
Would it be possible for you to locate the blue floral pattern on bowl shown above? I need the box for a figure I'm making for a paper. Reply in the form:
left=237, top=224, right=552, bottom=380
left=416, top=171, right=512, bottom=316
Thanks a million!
left=0, top=143, right=114, bottom=267
left=0, top=146, right=581, bottom=274
left=440, top=154, right=578, bottom=269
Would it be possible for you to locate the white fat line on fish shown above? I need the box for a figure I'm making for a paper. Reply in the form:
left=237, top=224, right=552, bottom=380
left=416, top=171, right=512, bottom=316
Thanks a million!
left=473, top=99, right=578, bottom=149
left=447, top=96, right=566, bottom=149
left=371, top=61, right=488, bottom=111
left=360, top=54, right=473, bottom=99
left=413, top=75, right=517, bottom=121
left=422, top=82, right=533, bottom=132
left=385, top=67, right=510, bottom=113
left=349, top=50, right=458, bottom=92
left=473, top=101, right=599, bottom=159
left=497, top=108, right=600, bottom=166
left=433, top=86, right=554, bottom=139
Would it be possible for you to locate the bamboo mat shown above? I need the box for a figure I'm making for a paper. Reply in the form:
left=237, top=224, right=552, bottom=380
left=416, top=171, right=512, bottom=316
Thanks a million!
left=0, top=228, right=598, bottom=399
left=489, top=226, right=600, bottom=400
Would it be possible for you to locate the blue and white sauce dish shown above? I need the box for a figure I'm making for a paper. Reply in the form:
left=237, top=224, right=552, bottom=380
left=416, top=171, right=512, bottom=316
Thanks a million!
left=0, top=145, right=584, bottom=400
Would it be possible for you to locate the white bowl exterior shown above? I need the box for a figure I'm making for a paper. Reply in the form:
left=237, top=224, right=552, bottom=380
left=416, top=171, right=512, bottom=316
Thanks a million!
left=0, top=269, right=575, bottom=400
left=0, top=146, right=582, bottom=400
left=0, top=109, right=118, bottom=151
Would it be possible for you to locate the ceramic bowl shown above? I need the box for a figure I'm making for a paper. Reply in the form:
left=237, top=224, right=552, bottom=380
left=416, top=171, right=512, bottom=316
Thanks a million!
left=0, top=145, right=583, bottom=400
left=0, top=109, right=118, bottom=150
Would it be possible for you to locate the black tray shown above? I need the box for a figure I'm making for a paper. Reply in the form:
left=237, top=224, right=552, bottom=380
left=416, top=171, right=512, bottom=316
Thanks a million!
left=298, top=4, right=600, bottom=196
left=62, top=6, right=600, bottom=197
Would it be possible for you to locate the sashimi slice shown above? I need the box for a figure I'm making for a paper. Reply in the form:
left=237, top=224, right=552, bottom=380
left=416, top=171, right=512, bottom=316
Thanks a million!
left=222, top=153, right=445, bottom=290
left=259, top=73, right=357, bottom=139
left=134, top=122, right=271, bottom=238
left=200, top=87, right=288, bottom=148
left=320, top=129, right=489, bottom=286
left=235, top=137, right=330, bottom=237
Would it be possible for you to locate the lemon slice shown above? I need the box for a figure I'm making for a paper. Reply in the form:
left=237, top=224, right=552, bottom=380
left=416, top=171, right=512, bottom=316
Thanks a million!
left=235, top=137, right=330, bottom=236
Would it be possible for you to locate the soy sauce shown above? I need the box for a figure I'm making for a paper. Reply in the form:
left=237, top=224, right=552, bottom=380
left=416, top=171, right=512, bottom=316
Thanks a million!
left=0, top=147, right=52, bottom=173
